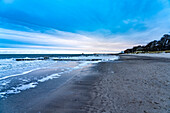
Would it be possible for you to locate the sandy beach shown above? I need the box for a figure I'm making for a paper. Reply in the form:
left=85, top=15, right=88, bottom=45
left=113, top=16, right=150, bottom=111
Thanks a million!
left=0, top=55, right=170, bottom=113
left=84, top=55, right=170, bottom=113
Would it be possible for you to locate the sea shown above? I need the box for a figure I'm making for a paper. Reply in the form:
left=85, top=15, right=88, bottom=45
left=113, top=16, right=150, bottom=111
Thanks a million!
left=0, top=54, right=119, bottom=98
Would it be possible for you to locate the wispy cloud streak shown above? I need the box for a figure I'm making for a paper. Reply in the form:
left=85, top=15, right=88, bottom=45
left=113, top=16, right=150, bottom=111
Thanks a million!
left=0, top=27, right=135, bottom=54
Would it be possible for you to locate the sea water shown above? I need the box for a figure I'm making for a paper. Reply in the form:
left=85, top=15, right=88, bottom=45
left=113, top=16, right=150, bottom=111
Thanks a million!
left=0, top=54, right=119, bottom=98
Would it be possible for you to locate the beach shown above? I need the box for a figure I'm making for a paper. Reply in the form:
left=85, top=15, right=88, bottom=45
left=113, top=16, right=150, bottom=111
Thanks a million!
left=127, top=53, right=170, bottom=59
left=0, top=55, right=170, bottom=113
left=84, top=55, right=170, bottom=113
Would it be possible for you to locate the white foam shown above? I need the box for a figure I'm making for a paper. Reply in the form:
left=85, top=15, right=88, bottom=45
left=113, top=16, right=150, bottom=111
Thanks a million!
left=0, top=68, right=40, bottom=81
left=0, top=92, right=6, bottom=98
left=0, top=82, right=37, bottom=98
left=1, top=80, right=11, bottom=86
left=71, top=55, right=119, bottom=70
left=38, top=74, right=61, bottom=82
left=53, top=55, right=119, bottom=61
left=73, top=61, right=100, bottom=69
left=0, top=58, right=57, bottom=80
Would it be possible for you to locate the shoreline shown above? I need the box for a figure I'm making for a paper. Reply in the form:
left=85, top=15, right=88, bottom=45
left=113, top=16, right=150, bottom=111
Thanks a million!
left=122, top=53, right=170, bottom=59
left=0, top=55, right=170, bottom=113
left=0, top=63, right=99, bottom=113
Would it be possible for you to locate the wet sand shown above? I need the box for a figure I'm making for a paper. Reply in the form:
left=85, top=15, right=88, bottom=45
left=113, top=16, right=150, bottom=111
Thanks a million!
left=0, top=55, right=170, bottom=113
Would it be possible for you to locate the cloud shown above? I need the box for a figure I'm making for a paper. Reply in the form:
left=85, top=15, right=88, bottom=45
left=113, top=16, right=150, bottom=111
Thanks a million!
left=123, top=19, right=138, bottom=24
left=0, top=27, right=136, bottom=54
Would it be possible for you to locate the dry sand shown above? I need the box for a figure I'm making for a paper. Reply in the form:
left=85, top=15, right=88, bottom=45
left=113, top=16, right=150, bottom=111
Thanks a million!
left=127, top=53, right=170, bottom=58
left=83, top=55, right=170, bottom=113
left=0, top=55, right=169, bottom=113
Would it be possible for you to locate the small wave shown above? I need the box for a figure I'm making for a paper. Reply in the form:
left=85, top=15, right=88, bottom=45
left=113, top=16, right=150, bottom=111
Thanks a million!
left=0, top=55, right=119, bottom=98
left=0, top=82, right=38, bottom=98
left=53, top=55, right=119, bottom=61
left=0, top=61, right=93, bottom=98
left=0, top=68, right=40, bottom=81
left=73, top=61, right=100, bottom=69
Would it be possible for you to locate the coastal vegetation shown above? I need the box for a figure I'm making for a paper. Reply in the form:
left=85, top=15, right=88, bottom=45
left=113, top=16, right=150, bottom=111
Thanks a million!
left=124, top=34, right=170, bottom=54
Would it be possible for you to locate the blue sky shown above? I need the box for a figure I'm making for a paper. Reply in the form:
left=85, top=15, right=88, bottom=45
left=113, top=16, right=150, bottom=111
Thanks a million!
left=0, top=0, right=170, bottom=54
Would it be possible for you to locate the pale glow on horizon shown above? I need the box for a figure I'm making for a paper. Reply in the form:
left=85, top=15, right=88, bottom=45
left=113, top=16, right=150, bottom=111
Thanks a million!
left=0, top=48, right=120, bottom=54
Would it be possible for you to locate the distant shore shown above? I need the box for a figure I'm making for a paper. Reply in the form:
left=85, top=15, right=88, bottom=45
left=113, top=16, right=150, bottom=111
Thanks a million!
left=0, top=55, right=169, bottom=113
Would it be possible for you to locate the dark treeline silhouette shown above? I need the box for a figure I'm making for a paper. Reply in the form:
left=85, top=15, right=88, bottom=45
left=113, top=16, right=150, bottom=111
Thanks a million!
left=124, top=34, right=170, bottom=53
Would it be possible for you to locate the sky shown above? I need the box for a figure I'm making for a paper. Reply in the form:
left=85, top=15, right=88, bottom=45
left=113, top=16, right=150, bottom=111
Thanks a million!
left=0, top=0, right=170, bottom=54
